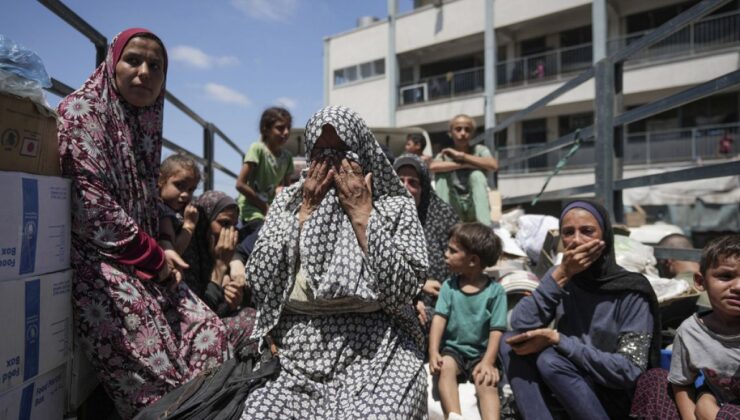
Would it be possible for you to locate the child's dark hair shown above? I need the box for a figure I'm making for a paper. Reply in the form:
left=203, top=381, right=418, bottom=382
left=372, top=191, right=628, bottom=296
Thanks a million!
left=700, top=234, right=740, bottom=275
left=407, top=133, right=426, bottom=150
left=260, top=107, right=292, bottom=138
left=159, top=154, right=201, bottom=185
left=449, top=222, right=502, bottom=267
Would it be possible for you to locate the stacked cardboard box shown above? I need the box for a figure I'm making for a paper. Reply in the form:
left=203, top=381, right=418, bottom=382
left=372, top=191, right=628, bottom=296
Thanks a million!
left=0, top=91, right=73, bottom=419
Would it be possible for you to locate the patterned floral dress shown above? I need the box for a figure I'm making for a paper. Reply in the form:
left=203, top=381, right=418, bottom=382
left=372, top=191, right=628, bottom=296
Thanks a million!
left=241, top=106, right=430, bottom=419
left=57, top=29, right=228, bottom=419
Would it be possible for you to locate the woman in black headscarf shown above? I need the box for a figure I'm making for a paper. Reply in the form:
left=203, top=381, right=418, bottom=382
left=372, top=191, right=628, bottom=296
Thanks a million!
left=393, top=153, right=460, bottom=332
left=499, top=200, right=661, bottom=420
left=181, top=191, right=256, bottom=352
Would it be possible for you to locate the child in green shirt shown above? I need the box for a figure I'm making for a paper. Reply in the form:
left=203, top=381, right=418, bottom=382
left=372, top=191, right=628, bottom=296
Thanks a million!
left=429, top=222, right=507, bottom=420
left=235, top=107, right=294, bottom=236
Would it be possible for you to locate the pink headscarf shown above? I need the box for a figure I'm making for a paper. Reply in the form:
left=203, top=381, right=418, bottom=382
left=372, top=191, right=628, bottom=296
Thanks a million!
left=58, top=28, right=168, bottom=259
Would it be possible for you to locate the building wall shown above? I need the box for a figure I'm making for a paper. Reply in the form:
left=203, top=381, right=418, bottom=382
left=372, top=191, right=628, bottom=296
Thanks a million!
left=396, top=94, right=485, bottom=127
left=326, top=22, right=389, bottom=126
left=330, top=78, right=391, bottom=126
left=328, top=22, right=388, bottom=70
left=395, top=0, right=592, bottom=54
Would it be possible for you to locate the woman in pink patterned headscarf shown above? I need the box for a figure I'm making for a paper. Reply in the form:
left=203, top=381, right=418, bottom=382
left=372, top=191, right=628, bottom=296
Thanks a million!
left=57, top=28, right=228, bottom=418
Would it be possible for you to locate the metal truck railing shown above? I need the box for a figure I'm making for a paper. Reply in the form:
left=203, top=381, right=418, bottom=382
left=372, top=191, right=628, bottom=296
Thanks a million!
left=497, top=122, right=740, bottom=174
left=37, top=0, right=243, bottom=191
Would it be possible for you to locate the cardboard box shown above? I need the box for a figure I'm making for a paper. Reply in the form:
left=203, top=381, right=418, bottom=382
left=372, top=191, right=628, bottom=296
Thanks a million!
left=0, top=364, right=66, bottom=420
left=0, top=270, right=72, bottom=393
left=0, top=172, right=70, bottom=281
left=0, top=92, right=60, bottom=176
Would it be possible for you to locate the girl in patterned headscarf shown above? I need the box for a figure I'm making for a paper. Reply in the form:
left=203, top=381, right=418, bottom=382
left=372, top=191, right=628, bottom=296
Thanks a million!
left=241, top=106, right=430, bottom=418
left=394, top=153, right=460, bottom=334
left=57, top=28, right=228, bottom=418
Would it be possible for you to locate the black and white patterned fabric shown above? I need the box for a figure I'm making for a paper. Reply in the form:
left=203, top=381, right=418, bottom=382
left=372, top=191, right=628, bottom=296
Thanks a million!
left=242, top=106, right=429, bottom=419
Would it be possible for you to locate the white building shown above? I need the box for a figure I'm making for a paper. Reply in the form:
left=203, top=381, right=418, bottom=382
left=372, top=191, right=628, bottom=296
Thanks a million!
left=323, top=0, right=740, bottom=204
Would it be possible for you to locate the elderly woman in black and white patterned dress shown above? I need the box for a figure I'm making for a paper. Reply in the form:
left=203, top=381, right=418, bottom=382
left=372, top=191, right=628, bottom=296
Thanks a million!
left=241, top=106, right=430, bottom=419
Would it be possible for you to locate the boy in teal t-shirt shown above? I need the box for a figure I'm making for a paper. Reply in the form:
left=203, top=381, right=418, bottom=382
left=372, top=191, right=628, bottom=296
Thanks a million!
left=236, top=107, right=294, bottom=235
left=429, top=222, right=506, bottom=420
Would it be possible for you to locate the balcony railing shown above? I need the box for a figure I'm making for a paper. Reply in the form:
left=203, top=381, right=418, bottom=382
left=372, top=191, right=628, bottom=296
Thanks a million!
left=498, top=122, right=739, bottom=175
left=399, top=66, right=484, bottom=105
left=496, top=43, right=593, bottom=89
left=398, top=9, right=740, bottom=103
left=608, top=9, right=740, bottom=63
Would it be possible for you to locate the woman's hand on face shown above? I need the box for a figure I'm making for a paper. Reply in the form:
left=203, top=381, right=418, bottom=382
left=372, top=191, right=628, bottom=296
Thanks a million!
left=213, top=226, right=237, bottom=264
left=335, top=158, right=372, bottom=227
left=422, top=279, right=442, bottom=297
left=553, top=238, right=606, bottom=284
left=299, top=159, right=335, bottom=225
left=505, top=328, right=560, bottom=356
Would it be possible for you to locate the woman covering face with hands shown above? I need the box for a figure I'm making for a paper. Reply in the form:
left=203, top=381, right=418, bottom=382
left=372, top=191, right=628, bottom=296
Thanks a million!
left=181, top=191, right=256, bottom=354
left=498, top=200, right=661, bottom=420
left=241, top=106, right=429, bottom=418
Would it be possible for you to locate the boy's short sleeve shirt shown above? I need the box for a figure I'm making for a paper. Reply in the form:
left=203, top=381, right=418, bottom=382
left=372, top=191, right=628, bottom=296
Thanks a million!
left=668, top=314, right=740, bottom=404
left=434, top=276, right=507, bottom=359
left=237, top=141, right=294, bottom=222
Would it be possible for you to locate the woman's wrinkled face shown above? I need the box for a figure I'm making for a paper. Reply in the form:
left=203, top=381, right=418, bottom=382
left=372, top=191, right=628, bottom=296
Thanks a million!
left=209, top=207, right=238, bottom=240
left=311, top=124, right=348, bottom=161
left=397, top=165, right=422, bottom=207
left=115, top=37, right=165, bottom=107
left=560, top=208, right=604, bottom=249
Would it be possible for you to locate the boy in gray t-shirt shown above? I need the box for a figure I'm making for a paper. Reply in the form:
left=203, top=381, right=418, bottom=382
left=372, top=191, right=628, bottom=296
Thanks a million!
left=669, top=235, right=740, bottom=418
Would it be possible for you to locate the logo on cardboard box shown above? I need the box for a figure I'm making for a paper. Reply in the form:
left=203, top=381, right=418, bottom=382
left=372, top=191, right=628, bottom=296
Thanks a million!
left=1, top=128, right=19, bottom=151
left=20, top=138, right=39, bottom=157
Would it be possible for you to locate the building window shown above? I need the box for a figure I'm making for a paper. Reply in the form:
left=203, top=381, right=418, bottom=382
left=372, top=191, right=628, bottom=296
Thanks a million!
left=334, top=58, right=385, bottom=87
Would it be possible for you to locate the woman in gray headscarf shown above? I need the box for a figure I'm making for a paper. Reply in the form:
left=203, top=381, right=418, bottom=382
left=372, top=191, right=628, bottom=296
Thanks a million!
left=241, top=106, right=429, bottom=418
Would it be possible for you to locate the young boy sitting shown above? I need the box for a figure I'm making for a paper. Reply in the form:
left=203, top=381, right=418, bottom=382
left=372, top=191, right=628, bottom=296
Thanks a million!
left=670, top=234, right=740, bottom=419
left=429, top=222, right=507, bottom=420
